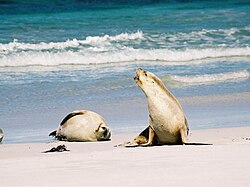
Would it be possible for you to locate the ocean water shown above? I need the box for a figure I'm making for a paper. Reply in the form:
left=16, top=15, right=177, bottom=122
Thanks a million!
left=0, top=0, right=249, bottom=143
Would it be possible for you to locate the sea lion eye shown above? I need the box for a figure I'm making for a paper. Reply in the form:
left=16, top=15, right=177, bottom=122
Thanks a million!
left=145, top=73, right=148, bottom=76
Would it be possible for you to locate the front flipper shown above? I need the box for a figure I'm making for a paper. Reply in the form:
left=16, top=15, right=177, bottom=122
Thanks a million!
left=122, top=128, right=149, bottom=147
left=140, top=125, right=155, bottom=147
left=125, top=116, right=157, bottom=147
left=124, top=141, right=140, bottom=148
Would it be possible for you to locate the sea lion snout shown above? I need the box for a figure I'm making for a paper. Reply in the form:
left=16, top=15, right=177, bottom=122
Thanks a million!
left=100, top=126, right=111, bottom=140
left=97, top=124, right=111, bottom=140
left=134, top=68, right=141, bottom=80
left=134, top=68, right=152, bottom=87
left=135, top=68, right=149, bottom=77
left=134, top=68, right=145, bottom=83
left=136, top=68, right=144, bottom=75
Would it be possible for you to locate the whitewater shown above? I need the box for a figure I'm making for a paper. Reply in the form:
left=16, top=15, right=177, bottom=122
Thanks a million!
left=0, top=30, right=250, bottom=67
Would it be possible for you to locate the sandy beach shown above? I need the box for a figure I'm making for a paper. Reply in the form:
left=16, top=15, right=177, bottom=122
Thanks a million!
left=1, top=126, right=250, bottom=187
left=0, top=1, right=249, bottom=186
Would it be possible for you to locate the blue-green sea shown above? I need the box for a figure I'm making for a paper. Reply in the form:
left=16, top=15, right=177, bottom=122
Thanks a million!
left=0, top=0, right=249, bottom=143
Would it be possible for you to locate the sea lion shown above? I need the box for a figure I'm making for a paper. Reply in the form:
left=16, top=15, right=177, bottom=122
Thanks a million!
left=125, top=68, right=208, bottom=147
left=0, top=128, right=3, bottom=143
left=49, top=110, right=111, bottom=142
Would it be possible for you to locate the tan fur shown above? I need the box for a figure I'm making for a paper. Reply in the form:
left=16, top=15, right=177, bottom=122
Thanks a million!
left=125, top=68, right=189, bottom=147
left=50, top=110, right=111, bottom=142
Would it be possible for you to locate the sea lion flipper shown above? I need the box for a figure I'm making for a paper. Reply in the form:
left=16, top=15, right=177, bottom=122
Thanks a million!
left=180, top=126, right=188, bottom=144
left=114, top=141, right=140, bottom=148
left=124, top=126, right=156, bottom=147
left=124, top=141, right=140, bottom=148
left=184, top=142, right=213, bottom=145
left=49, top=130, right=57, bottom=137
left=118, top=127, right=149, bottom=147
left=125, top=117, right=157, bottom=147
left=140, top=125, right=155, bottom=147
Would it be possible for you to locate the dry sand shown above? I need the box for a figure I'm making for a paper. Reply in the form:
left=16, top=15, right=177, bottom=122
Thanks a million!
left=0, top=126, right=250, bottom=187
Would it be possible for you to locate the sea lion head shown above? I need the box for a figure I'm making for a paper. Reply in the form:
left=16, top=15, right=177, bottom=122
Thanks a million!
left=134, top=68, right=163, bottom=92
left=95, top=123, right=111, bottom=141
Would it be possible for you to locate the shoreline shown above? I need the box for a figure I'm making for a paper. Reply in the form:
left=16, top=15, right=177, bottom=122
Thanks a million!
left=1, top=125, right=249, bottom=147
left=1, top=126, right=250, bottom=186
left=1, top=92, right=250, bottom=144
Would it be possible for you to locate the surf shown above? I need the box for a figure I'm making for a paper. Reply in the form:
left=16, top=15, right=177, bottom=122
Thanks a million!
left=168, top=70, right=250, bottom=86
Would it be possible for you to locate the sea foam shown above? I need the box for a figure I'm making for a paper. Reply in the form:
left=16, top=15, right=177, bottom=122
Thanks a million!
left=0, top=47, right=249, bottom=67
left=0, top=31, right=143, bottom=53
left=169, top=70, right=250, bottom=86
left=0, top=30, right=249, bottom=67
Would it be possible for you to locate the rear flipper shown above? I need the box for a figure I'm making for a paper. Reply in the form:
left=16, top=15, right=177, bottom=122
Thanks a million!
left=48, top=130, right=67, bottom=141
left=180, top=125, right=212, bottom=145
left=49, top=130, right=57, bottom=137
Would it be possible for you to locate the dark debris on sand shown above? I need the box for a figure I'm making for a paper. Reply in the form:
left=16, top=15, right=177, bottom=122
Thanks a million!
left=42, top=145, right=70, bottom=153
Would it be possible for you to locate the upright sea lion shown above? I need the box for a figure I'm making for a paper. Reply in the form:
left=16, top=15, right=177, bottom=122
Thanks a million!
left=49, top=110, right=111, bottom=142
left=125, top=68, right=209, bottom=147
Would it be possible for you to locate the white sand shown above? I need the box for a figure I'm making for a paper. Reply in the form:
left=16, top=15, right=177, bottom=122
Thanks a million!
left=0, top=126, right=250, bottom=187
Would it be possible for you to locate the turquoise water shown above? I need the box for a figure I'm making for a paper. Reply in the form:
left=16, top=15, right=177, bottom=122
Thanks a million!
left=0, top=0, right=250, bottom=143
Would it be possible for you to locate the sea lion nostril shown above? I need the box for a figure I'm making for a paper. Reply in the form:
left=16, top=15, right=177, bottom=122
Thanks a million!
left=101, top=126, right=106, bottom=130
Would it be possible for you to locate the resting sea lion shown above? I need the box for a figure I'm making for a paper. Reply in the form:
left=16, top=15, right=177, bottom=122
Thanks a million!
left=49, top=110, right=111, bottom=142
left=125, top=68, right=210, bottom=147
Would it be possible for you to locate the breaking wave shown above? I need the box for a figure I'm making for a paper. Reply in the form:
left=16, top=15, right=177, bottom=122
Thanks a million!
left=0, top=29, right=249, bottom=67
left=0, top=46, right=249, bottom=67
left=0, top=31, right=143, bottom=52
